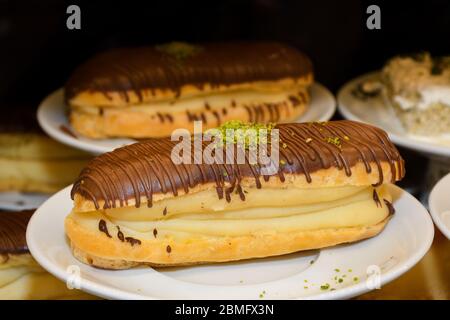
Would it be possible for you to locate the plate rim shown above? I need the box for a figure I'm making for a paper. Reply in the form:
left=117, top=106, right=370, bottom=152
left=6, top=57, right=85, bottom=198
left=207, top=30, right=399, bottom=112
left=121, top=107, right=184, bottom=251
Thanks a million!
left=37, top=83, right=336, bottom=155
left=37, top=92, right=114, bottom=155
left=429, top=172, right=450, bottom=240
left=27, top=184, right=434, bottom=300
left=337, top=71, right=450, bottom=157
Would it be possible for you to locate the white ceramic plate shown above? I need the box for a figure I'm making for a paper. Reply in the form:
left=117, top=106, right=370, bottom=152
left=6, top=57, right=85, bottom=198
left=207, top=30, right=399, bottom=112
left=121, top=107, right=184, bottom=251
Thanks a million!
left=27, top=184, right=433, bottom=300
left=429, top=172, right=450, bottom=240
left=37, top=83, right=336, bottom=155
left=0, top=192, right=49, bottom=211
left=338, top=72, right=450, bottom=158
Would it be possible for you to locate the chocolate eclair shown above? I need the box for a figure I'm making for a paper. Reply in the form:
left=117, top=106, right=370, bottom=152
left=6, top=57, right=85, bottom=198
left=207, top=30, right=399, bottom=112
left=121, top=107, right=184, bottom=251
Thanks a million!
left=0, top=210, right=93, bottom=299
left=65, top=42, right=313, bottom=139
left=66, top=120, right=404, bottom=269
left=0, top=109, right=91, bottom=193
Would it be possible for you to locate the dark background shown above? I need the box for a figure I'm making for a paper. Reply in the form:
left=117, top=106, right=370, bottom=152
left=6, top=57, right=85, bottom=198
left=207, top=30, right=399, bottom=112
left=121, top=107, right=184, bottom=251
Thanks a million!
left=0, top=0, right=449, bottom=194
left=1, top=0, right=449, bottom=106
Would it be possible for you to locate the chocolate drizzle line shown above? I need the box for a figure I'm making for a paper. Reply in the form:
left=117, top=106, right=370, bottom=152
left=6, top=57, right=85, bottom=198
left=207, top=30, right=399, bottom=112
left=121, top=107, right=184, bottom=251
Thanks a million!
left=59, top=125, right=78, bottom=139
left=125, top=237, right=141, bottom=246
left=384, top=199, right=395, bottom=215
left=65, top=42, right=312, bottom=102
left=98, top=219, right=112, bottom=238
left=117, top=226, right=124, bottom=242
left=183, top=95, right=306, bottom=126
left=0, top=210, right=34, bottom=254
left=115, top=225, right=140, bottom=245
left=373, top=189, right=382, bottom=208
left=71, top=121, right=405, bottom=210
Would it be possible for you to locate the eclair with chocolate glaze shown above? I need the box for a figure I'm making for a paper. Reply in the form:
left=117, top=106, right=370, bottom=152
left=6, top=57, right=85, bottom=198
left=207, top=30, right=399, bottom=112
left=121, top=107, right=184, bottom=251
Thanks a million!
left=0, top=210, right=94, bottom=299
left=65, top=42, right=313, bottom=139
left=66, top=120, right=404, bottom=269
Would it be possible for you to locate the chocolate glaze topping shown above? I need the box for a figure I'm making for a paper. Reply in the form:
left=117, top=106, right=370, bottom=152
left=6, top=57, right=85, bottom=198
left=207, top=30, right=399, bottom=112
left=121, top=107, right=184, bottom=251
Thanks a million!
left=65, top=42, right=312, bottom=102
left=71, top=121, right=404, bottom=210
left=0, top=210, right=34, bottom=254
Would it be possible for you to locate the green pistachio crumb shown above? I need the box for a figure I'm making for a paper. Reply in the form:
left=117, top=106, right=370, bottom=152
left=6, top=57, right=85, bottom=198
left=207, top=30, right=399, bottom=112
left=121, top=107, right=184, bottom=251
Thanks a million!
left=320, top=284, right=330, bottom=290
left=206, top=120, right=276, bottom=149
left=155, top=42, right=202, bottom=61
left=325, top=137, right=342, bottom=148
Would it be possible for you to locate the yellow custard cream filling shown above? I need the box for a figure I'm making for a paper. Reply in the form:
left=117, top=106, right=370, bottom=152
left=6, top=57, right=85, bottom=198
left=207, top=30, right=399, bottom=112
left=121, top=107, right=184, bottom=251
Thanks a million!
left=104, top=185, right=369, bottom=220
left=69, top=185, right=392, bottom=240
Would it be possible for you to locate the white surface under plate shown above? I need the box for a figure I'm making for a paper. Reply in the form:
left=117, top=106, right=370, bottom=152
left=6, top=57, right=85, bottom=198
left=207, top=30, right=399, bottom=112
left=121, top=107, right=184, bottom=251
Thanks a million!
left=0, top=192, right=49, bottom=211
left=429, top=172, right=450, bottom=240
left=27, top=184, right=434, bottom=300
left=37, top=83, right=336, bottom=155
left=338, top=72, right=450, bottom=158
